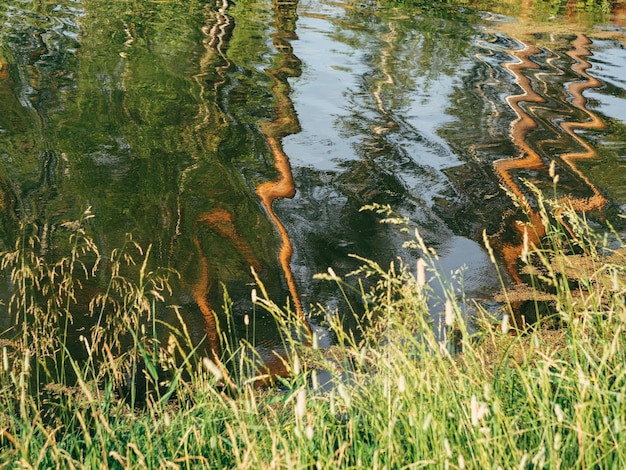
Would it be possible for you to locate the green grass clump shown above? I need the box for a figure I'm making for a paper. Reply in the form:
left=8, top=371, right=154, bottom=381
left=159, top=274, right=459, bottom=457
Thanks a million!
left=0, top=189, right=625, bottom=468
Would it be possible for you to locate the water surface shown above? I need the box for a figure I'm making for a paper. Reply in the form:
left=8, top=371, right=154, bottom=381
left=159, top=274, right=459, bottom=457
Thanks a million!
left=1, top=0, right=625, bottom=360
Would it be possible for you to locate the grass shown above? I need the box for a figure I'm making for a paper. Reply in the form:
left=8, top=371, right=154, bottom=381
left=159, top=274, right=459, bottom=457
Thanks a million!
left=0, top=186, right=624, bottom=469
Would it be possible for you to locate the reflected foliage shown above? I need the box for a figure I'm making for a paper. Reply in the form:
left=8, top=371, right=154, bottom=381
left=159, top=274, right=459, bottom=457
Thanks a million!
left=0, top=0, right=625, bottom=354
left=0, top=0, right=305, bottom=361
left=380, top=0, right=613, bottom=19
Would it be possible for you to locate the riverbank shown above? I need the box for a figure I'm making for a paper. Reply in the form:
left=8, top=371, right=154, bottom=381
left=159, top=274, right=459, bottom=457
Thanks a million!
left=0, top=190, right=624, bottom=468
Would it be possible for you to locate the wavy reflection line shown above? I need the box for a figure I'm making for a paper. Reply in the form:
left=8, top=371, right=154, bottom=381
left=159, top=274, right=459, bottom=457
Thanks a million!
left=192, top=236, right=220, bottom=356
left=494, top=41, right=546, bottom=212
left=256, top=0, right=310, bottom=333
left=558, top=34, right=607, bottom=212
left=493, top=34, right=608, bottom=284
left=370, top=23, right=397, bottom=135
left=194, top=0, right=232, bottom=134
left=493, top=40, right=546, bottom=282
left=193, top=209, right=262, bottom=356
left=473, top=40, right=503, bottom=142
left=186, top=1, right=243, bottom=357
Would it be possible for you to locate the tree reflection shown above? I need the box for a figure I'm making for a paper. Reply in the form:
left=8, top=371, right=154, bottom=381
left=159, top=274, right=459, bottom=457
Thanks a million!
left=491, top=33, right=610, bottom=295
left=0, top=0, right=310, bottom=375
left=559, top=34, right=607, bottom=212
left=179, top=0, right=311, bottom=378
left=256, top=0, right=307, bottom=322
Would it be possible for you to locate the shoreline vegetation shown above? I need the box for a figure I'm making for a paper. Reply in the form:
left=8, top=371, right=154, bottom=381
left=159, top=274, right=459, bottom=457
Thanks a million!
left=0, top=184, right=625, bottom=468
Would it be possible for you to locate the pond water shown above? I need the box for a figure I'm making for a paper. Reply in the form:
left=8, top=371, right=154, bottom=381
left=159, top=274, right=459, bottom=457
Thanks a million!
left=1, top=0, right=625, bottom=364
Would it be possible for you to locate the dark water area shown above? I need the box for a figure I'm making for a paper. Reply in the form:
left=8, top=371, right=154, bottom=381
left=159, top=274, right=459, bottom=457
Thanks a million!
left=0, top=0, right=625, bottom=363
